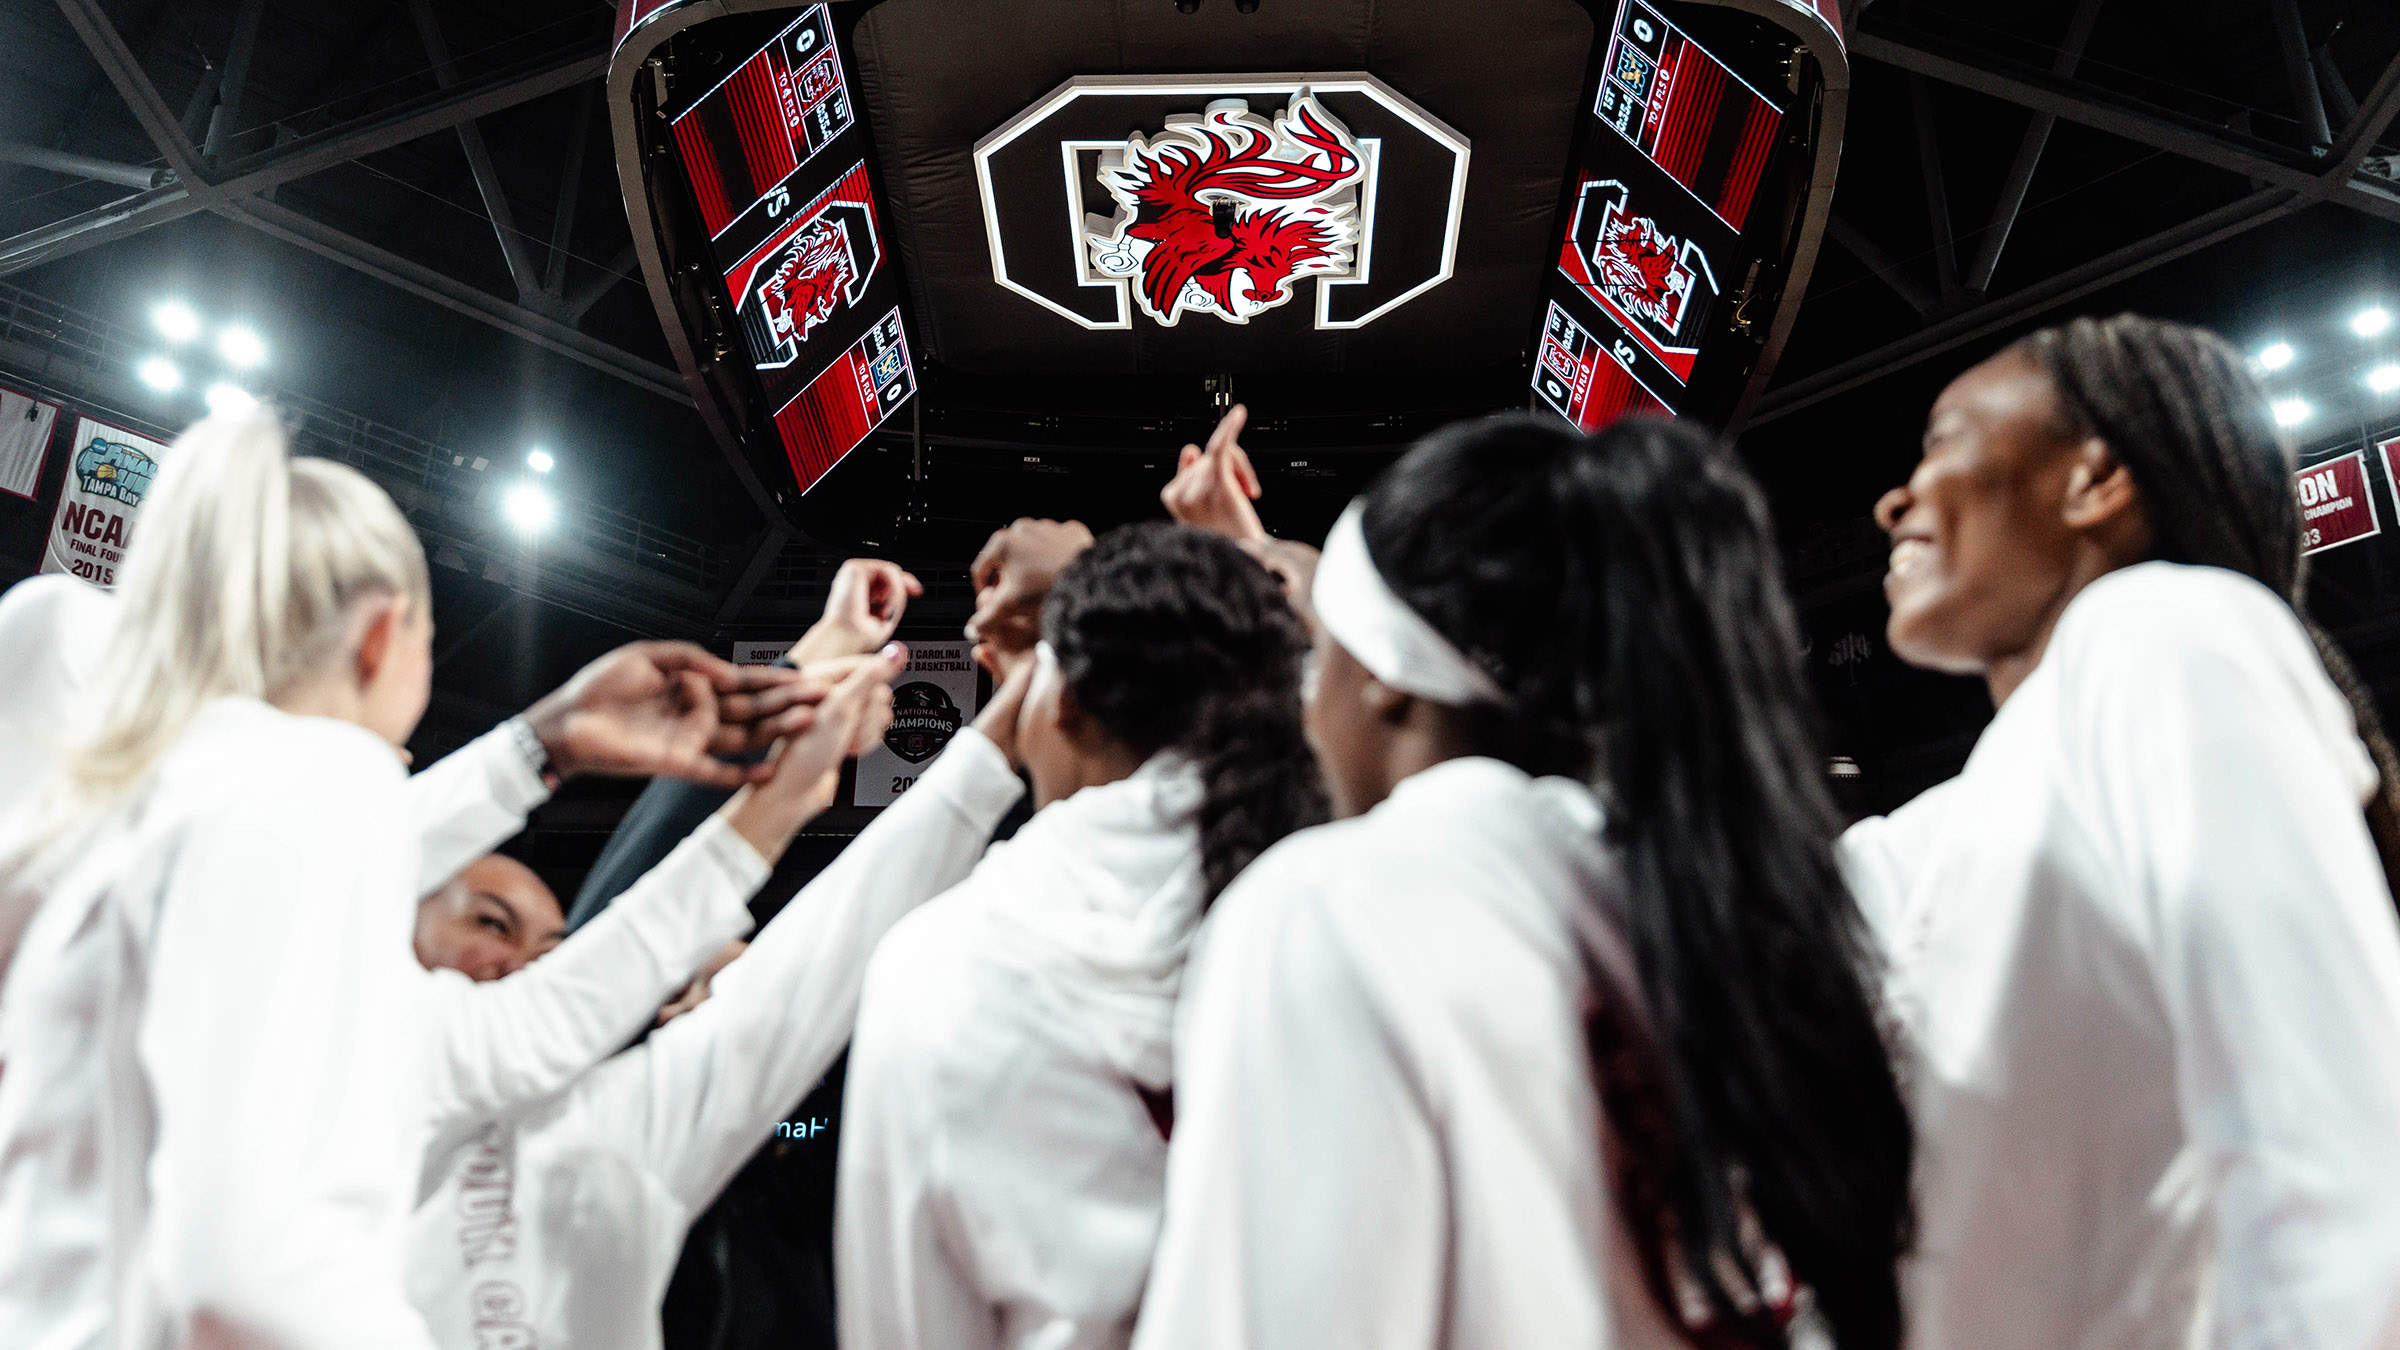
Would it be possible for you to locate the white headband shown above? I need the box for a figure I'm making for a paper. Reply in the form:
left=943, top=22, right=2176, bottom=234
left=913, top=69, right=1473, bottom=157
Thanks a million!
left=1312, top=501, right=1506, bottom=706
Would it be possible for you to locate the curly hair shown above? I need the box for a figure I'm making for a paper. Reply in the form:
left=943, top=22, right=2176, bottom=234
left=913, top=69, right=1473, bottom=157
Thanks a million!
left=1042, top=522, right=1327, bottom=900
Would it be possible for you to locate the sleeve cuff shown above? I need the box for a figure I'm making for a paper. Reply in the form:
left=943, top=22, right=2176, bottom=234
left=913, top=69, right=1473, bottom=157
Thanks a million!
left=485, top=718, right=556, bottom=813
left=929, top=726, right=1026, bottom=820
left=688, top=811, right=774, bottom=896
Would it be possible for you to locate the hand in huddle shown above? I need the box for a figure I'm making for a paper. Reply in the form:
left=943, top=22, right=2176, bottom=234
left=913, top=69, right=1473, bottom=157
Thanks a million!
left=964, top=518, right=1094, bottom=658
left=1161, top=403, right=1267, bottom=544
left=522, top=642, right=823, bottom=790
left=722, top=644, right=907, bottom=864
left=793, top=558, right=923, bottom=665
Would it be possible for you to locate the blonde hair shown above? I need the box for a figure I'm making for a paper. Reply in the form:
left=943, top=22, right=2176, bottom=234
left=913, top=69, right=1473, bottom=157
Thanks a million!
left=3, top=407, right=428, bottom=871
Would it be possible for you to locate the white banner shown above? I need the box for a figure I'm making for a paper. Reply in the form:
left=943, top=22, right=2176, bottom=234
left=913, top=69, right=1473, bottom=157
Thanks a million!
left=41, top=418, right=170, bottom=589
left=0, top=389, right=60, bottom=499
left=854, top=639, right=981, bottom=806
left=732, top=640, right=794, bottom=666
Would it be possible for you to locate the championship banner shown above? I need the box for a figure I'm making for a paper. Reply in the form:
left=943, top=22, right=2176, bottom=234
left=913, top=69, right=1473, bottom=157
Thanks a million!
left=2297, top=448, right=2379, bottom=557
left=0, top=388, right=60, bottom=499
left=41, top=417, right=170, bottom=588
left=854, top=639, right=980, bottom=807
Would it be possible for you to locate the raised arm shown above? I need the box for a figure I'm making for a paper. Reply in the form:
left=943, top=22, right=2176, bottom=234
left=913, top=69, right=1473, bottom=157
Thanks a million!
left=562, top=667, right=1032, bottom=1214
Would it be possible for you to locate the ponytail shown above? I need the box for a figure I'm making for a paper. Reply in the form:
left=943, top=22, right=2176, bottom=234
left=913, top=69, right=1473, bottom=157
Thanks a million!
left=1043, top=522, right=1326, bottom=902
left=2013, top=314, right=2400, bottom=897
left=1360, top=415, right=1913, bottom=1350
left=1, top=407, right=428, bottom=878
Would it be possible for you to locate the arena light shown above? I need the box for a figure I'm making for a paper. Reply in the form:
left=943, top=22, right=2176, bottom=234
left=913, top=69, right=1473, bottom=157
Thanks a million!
left=2256, top=341, right=2295, bottom=371
left=203, top=382, right=257, bottom=416
left=503, top=481, right=556, bottom=536
left=2369, top=363, right=2400, bottom=396
left=2352, top=305, right=2393, bottom=339
left=2271, top=396, right=2314, bottom=428
left=216, top=324, right=267, bottom=370
left=150, top=300, right=200, bottom=343
left=136, top=355, right=182, bottom=392
left=526, top=447, right=555, bottom=473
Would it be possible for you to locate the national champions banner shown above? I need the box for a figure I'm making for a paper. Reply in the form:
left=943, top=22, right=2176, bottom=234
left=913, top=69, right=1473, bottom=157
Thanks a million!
left=855, top=639, right=979, bottom=807
left=42, top=418, right=170, bottom=588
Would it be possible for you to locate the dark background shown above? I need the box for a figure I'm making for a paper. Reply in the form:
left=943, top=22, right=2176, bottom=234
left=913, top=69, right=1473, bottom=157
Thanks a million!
left=2, top=0, right=2398, bottom=889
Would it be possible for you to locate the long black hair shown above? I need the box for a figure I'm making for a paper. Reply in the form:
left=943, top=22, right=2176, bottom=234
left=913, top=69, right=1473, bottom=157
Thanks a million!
left=2011, top=313, right=2400, bottom=894
left=1043, top=521, right=1327, bottom=900
left=1359, top=414, right=1913, bottom=1350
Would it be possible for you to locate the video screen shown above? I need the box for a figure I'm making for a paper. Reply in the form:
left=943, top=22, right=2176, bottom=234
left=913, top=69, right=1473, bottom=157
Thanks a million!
left=668, top=5, right=915, bottom=493
left=1534, top=0, right=1784, bottom=429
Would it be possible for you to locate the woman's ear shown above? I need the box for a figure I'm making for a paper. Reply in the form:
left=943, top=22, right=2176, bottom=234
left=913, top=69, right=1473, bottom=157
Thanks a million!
left=2062, top=437, right=2152, bottom=553
left=352, top=594, right=401, bottom=690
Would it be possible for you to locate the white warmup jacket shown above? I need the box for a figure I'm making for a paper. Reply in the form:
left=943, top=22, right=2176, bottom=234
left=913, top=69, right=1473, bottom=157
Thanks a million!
left=1131, top=757, right=1690, bottom=1350
left=0, top=703, right=764, bottom=1350
left=1839, top=562, right=2400, bottom=1350
left=0, top=575, right=111, bottom=823
left=404, top=726, right=1026, bottom=1350
left=838, top=751, right=1206, bottom=1350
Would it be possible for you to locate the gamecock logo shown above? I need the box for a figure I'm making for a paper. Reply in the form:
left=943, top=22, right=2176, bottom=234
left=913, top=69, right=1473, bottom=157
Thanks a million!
left=758, top=219, right=858, bottom=355
left=1591, top=203, right=1695, bottom=335
left=1083, top=93, right=1366, bottom=326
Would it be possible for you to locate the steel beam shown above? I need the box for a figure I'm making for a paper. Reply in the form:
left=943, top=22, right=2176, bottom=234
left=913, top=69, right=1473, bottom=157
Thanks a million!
left=410, top=0, right=542, bottom=304
left=1753, top=188, right=2303, bottom=425
left=1824, top=214, right=1938, bottom=317
left=542, top=84, right=597, bottom=300
left=1850, top=32, right=2400, bottom=225
left=0, top=143, right=169, bottom=189
left=51, top=0, right=205, bottom=190
left=2265, top=0, right=2333, bottom=149
left=1965, top=0, right=2105, bottom=293
left=203, top=0, right=268, bottom=161
left=0, top=185, right=207, bottom=275
left=224, top=198, right=692, bottom=405
left=2329, top=49, right=2400, bottom=178
left=561, top=244, right=637, bottom=325
left=1908, top=75, right=1960, bottom=294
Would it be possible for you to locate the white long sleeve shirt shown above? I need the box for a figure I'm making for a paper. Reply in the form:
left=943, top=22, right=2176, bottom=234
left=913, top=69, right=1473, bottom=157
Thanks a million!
left=0, top=697, right=438, bottom=1350
left=1839, top=562, right=2400, bottom=1350
left=1131, top=757, right=1689, bottom=1350
left=403, top=726, right=1026, bottom=1350
left=0, top=705, right=766, bottom=1350
left=837, top=751, right=1207, bottom=1350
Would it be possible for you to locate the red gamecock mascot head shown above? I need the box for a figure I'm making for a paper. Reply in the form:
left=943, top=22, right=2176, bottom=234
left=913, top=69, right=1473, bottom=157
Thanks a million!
left=1085, top=92, right=1366, bottom=327
left=758, top=219, right=858, bottom=353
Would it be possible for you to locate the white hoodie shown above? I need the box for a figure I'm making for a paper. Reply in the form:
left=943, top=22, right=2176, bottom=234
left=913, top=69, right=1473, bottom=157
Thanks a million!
left=837, top=751, right=1206, bottom=1350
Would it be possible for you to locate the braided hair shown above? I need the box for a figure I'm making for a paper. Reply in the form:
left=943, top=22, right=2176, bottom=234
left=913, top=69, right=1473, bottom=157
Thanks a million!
left=1042, top=522, right=1327, bottom=900
left=1361, top=415, right=1914, bottom=1350
left=2010, top=313, right=2400, bottom=894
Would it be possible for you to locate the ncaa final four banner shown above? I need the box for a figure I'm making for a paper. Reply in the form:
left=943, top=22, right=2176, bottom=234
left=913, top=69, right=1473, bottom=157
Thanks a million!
left=854, top=640, right=980, bottom=807
left=41, top=417, right=171, bottom=588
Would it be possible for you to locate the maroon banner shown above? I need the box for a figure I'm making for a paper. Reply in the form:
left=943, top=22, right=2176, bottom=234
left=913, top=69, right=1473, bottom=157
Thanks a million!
left=2298, top=448, right=2380, bottom=556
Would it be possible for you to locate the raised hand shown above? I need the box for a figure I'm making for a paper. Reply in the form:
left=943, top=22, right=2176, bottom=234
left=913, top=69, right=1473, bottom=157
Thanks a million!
left=1161, top=403, right=1267, bottom=543
left=792, top=558, right=923, bottom=666
left=522, top=641, right=821, bottom=790
left=964, top=518, right=1094, bottom=658
left=722, top=644, right=907, bottom=862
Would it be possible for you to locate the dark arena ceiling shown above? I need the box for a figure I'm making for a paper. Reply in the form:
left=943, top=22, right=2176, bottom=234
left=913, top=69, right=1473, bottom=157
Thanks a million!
left=1, top=0, right=2398, bottom=873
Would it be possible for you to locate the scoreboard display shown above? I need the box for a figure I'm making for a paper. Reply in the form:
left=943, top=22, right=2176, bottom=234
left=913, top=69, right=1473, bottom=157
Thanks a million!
left=664, top=5, right=914, bottom=495
left=1536, top=0, right=1834, bottom=433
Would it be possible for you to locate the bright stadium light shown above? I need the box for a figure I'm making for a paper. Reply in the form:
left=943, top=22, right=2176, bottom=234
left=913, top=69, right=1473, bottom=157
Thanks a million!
left=503, top=481, right=556, bottom=536
left=203, top=382, right=256, bottom=415
left=2271, top=396, right=2314, bottom=428
left=2256, top=341, right=2296, bottom=371
left=526, top=447, right=555, bottom=473
left=2369, top=363, right=2400, bottom=396
left=150, top=300, right=200, bottom=343
left=216, top=323, right=267, bottom=369
left=136, top=355, right=182, bottom=392
left=2352, top=305, right=2393, bottom=339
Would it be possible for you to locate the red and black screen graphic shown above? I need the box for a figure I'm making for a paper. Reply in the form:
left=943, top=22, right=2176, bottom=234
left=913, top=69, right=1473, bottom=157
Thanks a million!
left=1594, top=1, right=1782, bottom=233
left=1534, top=302, right=1668, bottom=430
left=670, top=6, right=853, bottom=255
left=666, top=3, right=914, bottom=494
left=773, top=309, right=915, bottom=494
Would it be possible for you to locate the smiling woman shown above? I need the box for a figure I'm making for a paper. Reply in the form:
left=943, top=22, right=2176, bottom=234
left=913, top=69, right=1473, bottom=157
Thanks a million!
left=415, top=854, right=568, bottom=983
left=1845, top=314, right=2400, bottom=1350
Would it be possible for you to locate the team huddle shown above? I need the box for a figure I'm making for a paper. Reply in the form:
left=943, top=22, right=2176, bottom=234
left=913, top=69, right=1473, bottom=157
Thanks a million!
left=0, top=312, right=2396, bottom=1350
